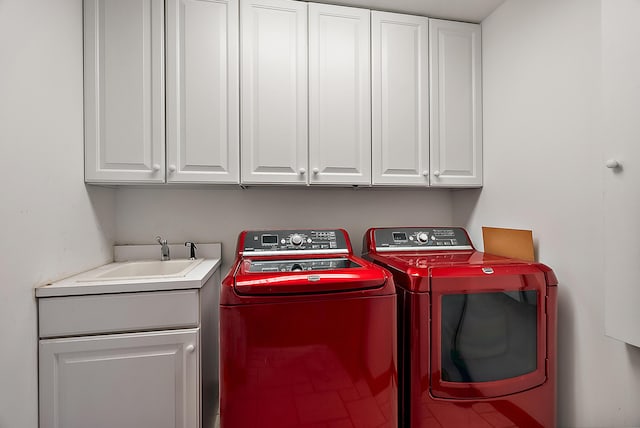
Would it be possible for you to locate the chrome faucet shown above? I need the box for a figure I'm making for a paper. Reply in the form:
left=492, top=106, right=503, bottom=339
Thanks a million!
left=185, top=242, right=197, bottom=260
left=156, top=236, right=170, bottom=261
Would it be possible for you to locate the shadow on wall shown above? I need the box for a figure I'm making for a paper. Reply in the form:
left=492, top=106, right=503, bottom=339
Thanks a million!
left=556, top=290, right=576, bottom=426
left=450, top=188, right=483, bottom=236
left=86, top=184, right=116, bottom=254
left=628, top=343, right=640, bottom=368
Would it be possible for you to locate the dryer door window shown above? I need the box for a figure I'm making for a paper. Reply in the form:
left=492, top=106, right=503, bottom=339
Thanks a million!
left=430, top=265, right=547, bottom=399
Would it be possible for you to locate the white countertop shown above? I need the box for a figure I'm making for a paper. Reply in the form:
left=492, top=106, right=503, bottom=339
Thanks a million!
left=36, top=243, right=222, bottom=298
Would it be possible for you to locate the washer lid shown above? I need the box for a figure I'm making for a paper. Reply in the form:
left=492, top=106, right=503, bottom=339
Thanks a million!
left=234, top=255, right=390, bottom=295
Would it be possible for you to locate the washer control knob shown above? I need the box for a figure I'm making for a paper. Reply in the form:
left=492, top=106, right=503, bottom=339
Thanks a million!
left=291, top=234, right=303, bottom=246
left=291, top=263, right=303, bottom=272
left=417, top=232, right=429, bottom=243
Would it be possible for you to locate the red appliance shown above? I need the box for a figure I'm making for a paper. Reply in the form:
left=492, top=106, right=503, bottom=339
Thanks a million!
left=220, top=229, right=398, bottom=428
left=363, top=227, right=558, bottom=428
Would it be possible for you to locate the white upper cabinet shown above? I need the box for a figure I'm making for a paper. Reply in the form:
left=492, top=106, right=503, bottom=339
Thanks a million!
left=308, top=3, right=371, bottom=185
left=166, top=0, right=239, bottom=183
left=241, top=0, right=308, bottom=185
left=84, top=0, right=165, bottom=183
left=371, top=11, right=429, bottom=186
left=85, top=0, right=239, bottom=184
left=429, top=19, right=482, bottom=187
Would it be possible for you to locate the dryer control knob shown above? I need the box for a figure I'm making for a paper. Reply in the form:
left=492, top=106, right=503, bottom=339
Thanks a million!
left=417, top=232, right=429, bottom=243
left=291, top=234, right=303, bottom=246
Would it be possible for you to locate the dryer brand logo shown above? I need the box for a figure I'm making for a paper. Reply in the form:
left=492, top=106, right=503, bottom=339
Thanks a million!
left=482, top=267, right=494, bottom=274
left=307, top=275, right=321, bottom=282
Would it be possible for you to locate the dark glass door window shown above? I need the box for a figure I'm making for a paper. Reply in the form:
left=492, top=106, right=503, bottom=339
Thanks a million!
left=440, top=290, right=538, bottom=383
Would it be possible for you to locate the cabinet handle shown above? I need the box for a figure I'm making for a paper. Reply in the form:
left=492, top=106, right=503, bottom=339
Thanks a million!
left=152, top=164, right=161, bottom=172
left=168, top=164, right=177, bottom=173
left=422, top=170, right=429, bottom=177
left=605, top=159, right=620, bottom=169
left=312, top=168, right=319, bottom=175
left=433, top=170, right=441, bottom=177
left=186, top=344, right=195, bottom=353
left=299, top=168, right=306, bottom=175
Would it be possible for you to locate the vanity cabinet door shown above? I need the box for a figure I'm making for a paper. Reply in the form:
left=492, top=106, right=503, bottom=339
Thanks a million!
left=429, top=19, right=483, bottom=187
left=240, top=0, right=308, bottom=185
left=39, top=329, right=199, bottom=428
left=308, top=3, right=371, bottom=185
left=84, top=0, right=165, bottom=183
left=371, top=11, right=429, bottom=186
left=166, top=0, right=240, bottom=184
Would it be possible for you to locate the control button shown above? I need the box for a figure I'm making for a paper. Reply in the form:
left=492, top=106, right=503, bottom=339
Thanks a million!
left=307, top=238, right=312, bottom=243
left=281, top=239, right=286, bottom=244
left=291, top=234, right=303, bottom=246
left=417, top=232, right=429, bottom=243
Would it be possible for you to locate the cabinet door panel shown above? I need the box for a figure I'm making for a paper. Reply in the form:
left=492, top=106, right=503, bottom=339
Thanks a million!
left=309, top=3, right=371, bottom=185
left=39, top=329, right=198, bottom=428
left=241, top=0, right=308, bottom=184
left=166, top=0, right=239, bottom=183
left=429, top=19, right=482, bottom=187
left=84, top=0, right=165, bottom=183
left=372, top=11, right=429, bottom=186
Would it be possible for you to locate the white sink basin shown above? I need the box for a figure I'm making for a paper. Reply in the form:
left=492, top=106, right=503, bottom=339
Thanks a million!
left=79, top=259, right=204, bottom=281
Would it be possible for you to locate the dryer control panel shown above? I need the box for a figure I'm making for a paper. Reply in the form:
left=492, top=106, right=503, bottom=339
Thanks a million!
left=242, top=229, right=350, bottom=255
left=374, top=227, right=473, bottom=252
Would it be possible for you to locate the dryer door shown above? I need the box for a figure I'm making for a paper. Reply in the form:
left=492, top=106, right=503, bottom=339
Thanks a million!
left=430, top=264, right=548, bottom=399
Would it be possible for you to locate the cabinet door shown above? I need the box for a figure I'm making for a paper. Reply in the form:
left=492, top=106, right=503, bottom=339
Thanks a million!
left=84, top=0, right=165, bottom=183
left=429, top=19, right=482, bottom=187
left=39, top=329, right=199, bottom=428
left=166, top=0, right=239, bottom=184
left=603, top=1, right=640, bottom=347
left=241, top=0, right=308, bottom=185
left=371, top=11, right=429, bottom=186
left=309, top=3, right=371, bottom=185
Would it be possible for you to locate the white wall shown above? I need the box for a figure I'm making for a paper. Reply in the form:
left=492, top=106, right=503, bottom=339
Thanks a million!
left=115, top=187, right=453, bottom=272
left=0, top=1, right=116, bottom=427
left=454, top=0, right=640, bottom=426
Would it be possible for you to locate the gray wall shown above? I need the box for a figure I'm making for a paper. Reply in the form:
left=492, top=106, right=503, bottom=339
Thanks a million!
left=115, top=187, right=454, bottom=272
left=454, top=0, right=640, bottom=426
left=0, top=1, right=116, bottom=427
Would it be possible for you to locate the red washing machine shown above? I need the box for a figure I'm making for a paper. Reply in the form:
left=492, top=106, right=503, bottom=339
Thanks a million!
left=362, top=227, right=558, bottom=428
left=220, top=229, right=398, bottom=428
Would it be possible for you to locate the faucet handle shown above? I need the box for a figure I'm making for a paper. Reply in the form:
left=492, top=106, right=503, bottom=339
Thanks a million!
left=156, top=236, right=167, bottom=245
left=185, top=242, right=197, bottom=260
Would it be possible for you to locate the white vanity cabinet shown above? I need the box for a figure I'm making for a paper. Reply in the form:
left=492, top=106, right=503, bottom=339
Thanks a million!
left=38, top=268, right=221, bottom=428
left=308, top=3, right=371, bottom=185
left=371, top=11, right=429, bottom=186
left=428, top=19, right=482, bottom=187
left=84, top=0, right=239, bottom=184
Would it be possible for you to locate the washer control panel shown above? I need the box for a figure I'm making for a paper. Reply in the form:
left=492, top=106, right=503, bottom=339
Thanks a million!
left=248, top=258, right=359, bottom=272
left=242, top=229, right=349, bottom=254
left=374, top=227, right=472, bottom=251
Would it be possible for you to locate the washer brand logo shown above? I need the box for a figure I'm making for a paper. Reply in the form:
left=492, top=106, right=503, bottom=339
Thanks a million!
left=307, top=275, right=321, bottom=282
left=482, top=267, right=494, bottom=274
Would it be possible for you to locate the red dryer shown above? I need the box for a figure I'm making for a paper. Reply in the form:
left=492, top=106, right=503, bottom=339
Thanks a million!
left=220, top=229, right=398, bottom=428
left=363, top=227, right=558, bottom=428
